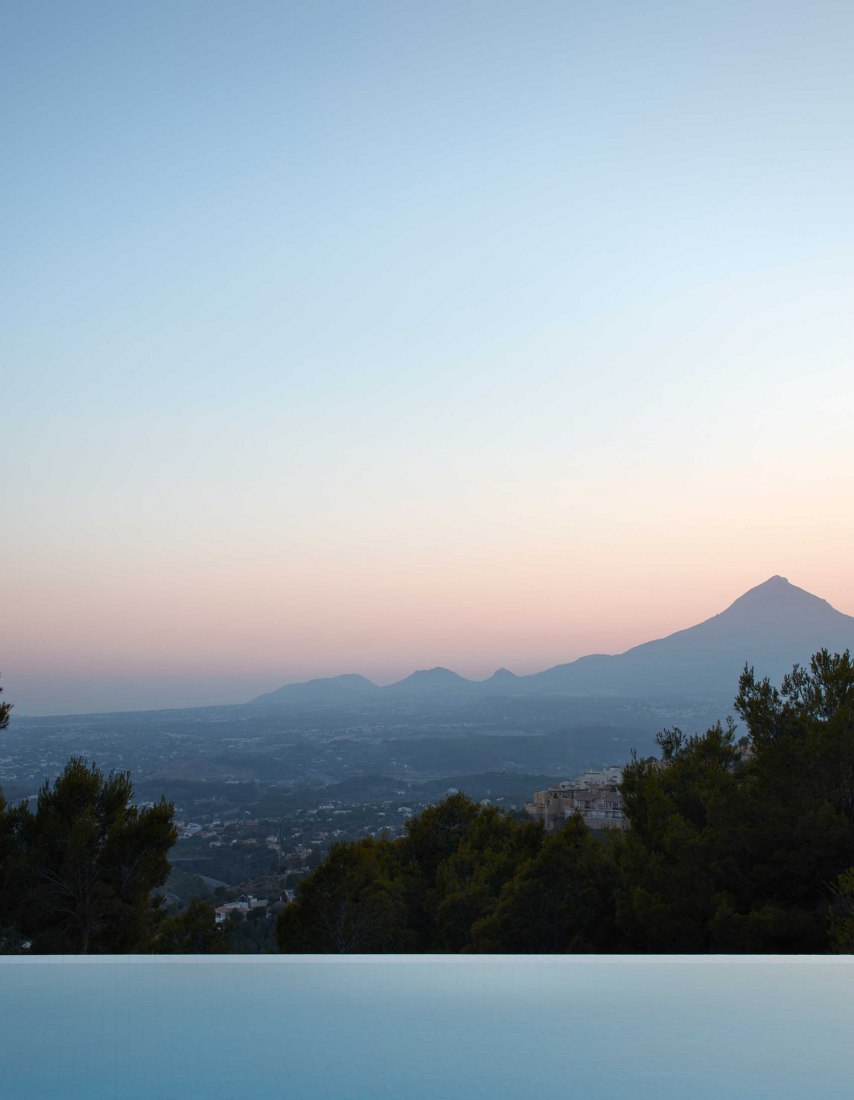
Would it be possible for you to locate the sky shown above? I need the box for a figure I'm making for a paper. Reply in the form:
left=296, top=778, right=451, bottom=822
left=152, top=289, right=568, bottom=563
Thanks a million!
left=3, top=1, right=854, bottom=715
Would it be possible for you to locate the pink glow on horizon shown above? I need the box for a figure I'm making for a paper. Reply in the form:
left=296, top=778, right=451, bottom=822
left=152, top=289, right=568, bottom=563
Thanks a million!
left=5, top=552, right=854, bottom=713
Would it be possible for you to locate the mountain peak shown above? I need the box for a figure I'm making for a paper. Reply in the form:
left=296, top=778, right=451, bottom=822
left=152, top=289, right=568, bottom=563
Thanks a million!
left=487, top=667, right=519, bottom=681
left=387, top=667, right=475, bottom=695
left=723, top=575, right=831, bottom=617
left=743, top=574, right=790, bottom=594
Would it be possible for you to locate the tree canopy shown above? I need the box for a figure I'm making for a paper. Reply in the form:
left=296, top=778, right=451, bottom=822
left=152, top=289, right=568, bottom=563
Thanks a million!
left=275, top=798, right=543, bottom=953
left=1, top=757, right=177, bottom=952
left=153, top=898, right=230, bottom=954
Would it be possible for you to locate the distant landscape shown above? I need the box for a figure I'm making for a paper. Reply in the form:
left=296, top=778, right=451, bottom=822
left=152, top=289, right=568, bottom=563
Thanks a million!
left=4, top=13, right=854, bottom=1097
left=3, top=575, right=851, bottom=929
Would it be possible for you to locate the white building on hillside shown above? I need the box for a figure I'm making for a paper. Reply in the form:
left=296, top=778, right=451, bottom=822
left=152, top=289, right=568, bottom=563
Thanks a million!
left=525, top=766, right=626, bottom=831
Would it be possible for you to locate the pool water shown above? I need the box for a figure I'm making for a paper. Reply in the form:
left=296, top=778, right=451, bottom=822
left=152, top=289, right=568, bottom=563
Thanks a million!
left=1, top=955, right=851, bottom=1099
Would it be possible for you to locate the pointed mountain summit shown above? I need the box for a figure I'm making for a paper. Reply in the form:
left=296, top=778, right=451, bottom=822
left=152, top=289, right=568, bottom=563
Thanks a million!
left=484, top=667, right=519, bottom=683
left=531, top=576, right=854, bottom=699
left=718, top=575, right=836, bottom=623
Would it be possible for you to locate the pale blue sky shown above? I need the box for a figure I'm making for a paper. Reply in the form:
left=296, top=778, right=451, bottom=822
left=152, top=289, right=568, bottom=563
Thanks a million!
left=3, top=1, right=854, bottom=713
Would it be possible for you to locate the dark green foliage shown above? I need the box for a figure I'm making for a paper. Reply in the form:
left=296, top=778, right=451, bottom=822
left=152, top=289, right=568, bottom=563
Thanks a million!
left=828, top=867, right=854, bottom=951
left=726, top=651, right=854, bottom=949
left=164, top=867, right=213, bottom=905
left=472, top=815, right=620, bottom=952
left=4, top=757, right=176, bottom=952
left=613, top=650, right=854, bottom=952
left=0, top=786, right=23, bottom=949
left=403, top=793, right=483, bottom=879
left=399, top=795, right=542, bottom=949
left=276, top=836, right=415, bottom=952
left=0, top=684, right=189, bottom=954
left=154, top=898, right=230, bottom=954
left=430, top=807, right=543, bottom=951
left=226, top=906, right=278, bottom=954
left=275, top=797, right=549, bottom=953
left=615, top=720, right=746, bottom=951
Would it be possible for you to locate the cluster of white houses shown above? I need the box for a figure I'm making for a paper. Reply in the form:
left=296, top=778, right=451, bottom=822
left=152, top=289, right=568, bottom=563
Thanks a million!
left=524, top=765, right=626, bottom=831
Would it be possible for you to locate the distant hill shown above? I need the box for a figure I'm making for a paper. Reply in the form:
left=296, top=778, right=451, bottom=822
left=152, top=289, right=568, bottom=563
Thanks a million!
left=251, top=674, right=380, bottom=706
left=251, top=577, right=854, bottom=707
left=485, top=668, right=520, bottom=685
left=384, top=667, right=477, bottom=696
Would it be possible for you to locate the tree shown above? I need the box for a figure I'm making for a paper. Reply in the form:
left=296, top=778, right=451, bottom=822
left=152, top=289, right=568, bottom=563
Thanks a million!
left=7, top=757, right=176, bottom=953
left=399, top=792, right=485, bottom=947
left=471, top=815, right=621, bottom=953
left=430, top=806, right=543, bottom=951
left=274, top=796, right=544, bottom=953
left=828, top=867, right=854, bottom=952
left=276, top=837, right=415, bottom=952
left=718, top=651, right=854, bottom=950
left=155, top=898, right=230, bottom=953
left=0, top=792, right=20, bottom=949
left=613, top=720, right=747, bottom=951
left=611, top=652, right=854, bottom=952
left=0, top=677, right=11, bottom=731
left=0, top=681, right=24, bottom=947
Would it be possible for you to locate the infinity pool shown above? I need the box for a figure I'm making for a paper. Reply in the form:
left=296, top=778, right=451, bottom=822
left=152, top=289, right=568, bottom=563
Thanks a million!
left=1, top=956, right=851, bottom=1099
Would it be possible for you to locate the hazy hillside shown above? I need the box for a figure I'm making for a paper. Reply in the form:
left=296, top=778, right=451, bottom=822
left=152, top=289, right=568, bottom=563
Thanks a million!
left=252, top=674, right=381, bottom=706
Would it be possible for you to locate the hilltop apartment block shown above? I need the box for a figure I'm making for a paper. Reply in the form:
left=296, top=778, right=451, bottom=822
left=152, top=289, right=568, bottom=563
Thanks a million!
left=525, top=766, right=626, bottom=831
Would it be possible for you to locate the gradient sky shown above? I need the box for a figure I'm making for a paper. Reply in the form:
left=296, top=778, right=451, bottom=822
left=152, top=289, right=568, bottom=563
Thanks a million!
left=3, top=1, right=854, bottom=715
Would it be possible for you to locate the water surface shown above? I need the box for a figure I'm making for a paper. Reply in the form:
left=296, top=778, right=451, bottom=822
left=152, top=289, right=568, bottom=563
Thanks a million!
left=1, top=956, right=851, bottom=1099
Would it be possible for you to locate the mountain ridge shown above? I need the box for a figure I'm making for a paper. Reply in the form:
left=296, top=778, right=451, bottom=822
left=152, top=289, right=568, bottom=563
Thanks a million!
left=251, top=577, right=854, bottom=706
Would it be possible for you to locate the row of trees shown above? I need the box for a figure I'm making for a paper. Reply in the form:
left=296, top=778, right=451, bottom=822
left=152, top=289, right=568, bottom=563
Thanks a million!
left=276, top=650, right=854, bottom=953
